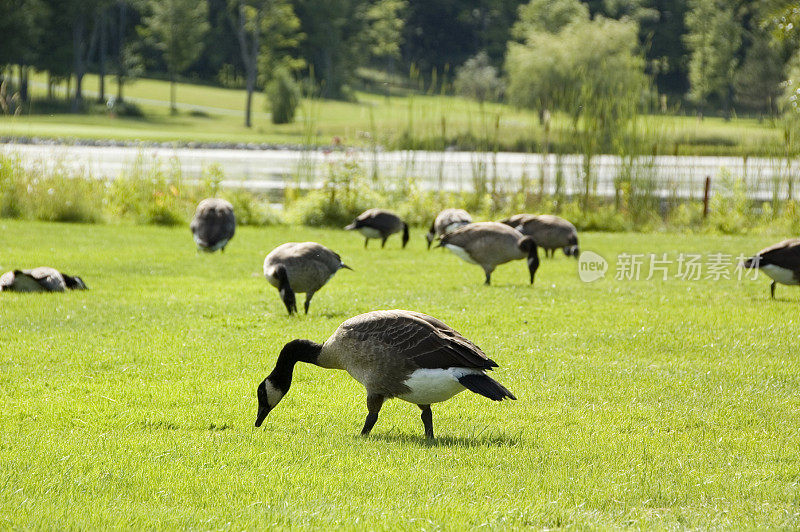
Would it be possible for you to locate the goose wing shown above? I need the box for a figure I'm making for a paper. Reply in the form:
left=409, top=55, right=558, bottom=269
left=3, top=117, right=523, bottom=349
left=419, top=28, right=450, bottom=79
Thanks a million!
left=756, top=238, right=800, bottom=269
left=25, top=267, right=67, bottom=291
left=340, top=310, right=497, bottom=370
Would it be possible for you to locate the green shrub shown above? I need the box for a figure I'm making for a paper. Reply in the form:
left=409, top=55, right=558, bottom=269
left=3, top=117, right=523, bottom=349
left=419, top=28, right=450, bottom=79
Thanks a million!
left=267, top=67, right=300, bottom=125
left=224, top=189, right=283, bottom=226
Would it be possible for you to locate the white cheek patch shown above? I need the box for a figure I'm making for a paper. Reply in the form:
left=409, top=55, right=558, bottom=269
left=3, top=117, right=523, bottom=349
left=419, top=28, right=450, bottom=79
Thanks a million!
left=265, top=380, right=285, bottom=407
left=445, top=244, right=478, bottom=264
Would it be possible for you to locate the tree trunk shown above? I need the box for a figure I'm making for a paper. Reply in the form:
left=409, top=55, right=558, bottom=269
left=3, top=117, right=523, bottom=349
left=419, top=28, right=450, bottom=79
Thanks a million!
left=170, top=71, right=177, bottom=114
left=117, top=0, right=127, bottom=102
left=18, top=65, right=28, bottom=103
left=98, top=10, right=107, bottom=103
left=245, top=72, right=254, bottom=127
left=233, top=2, right=259, bottom=128
left=72, top=15, right=85, bottom=113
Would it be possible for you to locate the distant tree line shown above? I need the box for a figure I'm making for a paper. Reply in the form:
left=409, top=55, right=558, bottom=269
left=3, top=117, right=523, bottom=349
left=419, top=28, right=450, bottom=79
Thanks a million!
left=1, top=0, right=799, bottom=124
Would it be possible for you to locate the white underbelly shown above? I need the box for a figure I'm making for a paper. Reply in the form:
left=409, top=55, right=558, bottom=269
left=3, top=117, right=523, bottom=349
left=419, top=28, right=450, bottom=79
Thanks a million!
left=397, top=368, right=479, bottom=404
left=445, top=244, right=478, bottom=264
left=194, top=235, right=228, bottom=251
left=762, top=264, right=799, bottom=285
left=358, top=227, right=383, bottom=239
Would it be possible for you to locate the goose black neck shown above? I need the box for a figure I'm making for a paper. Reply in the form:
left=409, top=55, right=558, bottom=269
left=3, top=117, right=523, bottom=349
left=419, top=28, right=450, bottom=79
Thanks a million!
left=268, top=339, right=322, bottom=392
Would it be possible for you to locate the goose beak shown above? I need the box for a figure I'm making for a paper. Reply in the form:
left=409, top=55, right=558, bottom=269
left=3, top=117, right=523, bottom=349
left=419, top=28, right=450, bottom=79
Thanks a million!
left=527, top=254, right=540, bottom=285
left=255, top=406, right=270, bottom=427
left=344, top=223, right=356, bottom=230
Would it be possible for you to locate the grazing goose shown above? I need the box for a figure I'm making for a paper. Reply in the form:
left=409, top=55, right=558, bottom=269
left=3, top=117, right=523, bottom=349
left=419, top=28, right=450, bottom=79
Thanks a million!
left=190, top=198, right=236, bottom=252
left=0, top=267, right=88, bottom=292
left=263, top=242, right=352, bottom=314
left=255, top=309, right=516, bottom=439
left=345, top=209, right=409, bottom=249
left=426, top=208, right=472, bottom=249
left=437, top=222, right=539, bottom=285
left=742, top=238, right=800, bottom=299
left=500, top=214, right=579, bottom=258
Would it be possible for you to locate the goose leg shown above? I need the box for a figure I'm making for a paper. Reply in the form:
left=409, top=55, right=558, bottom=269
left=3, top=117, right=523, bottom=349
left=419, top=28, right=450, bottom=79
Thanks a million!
left=304, top=291, right=315, bottom=314
left=483, top=268, right=493, bottom=286
left=419, top=404, right=434, bottom=439
left=364, top=238, right=369, bottom=249
left=771, top=281, right=776, bottom=299
left=381, top=236, right=388, bottom=248
left=361, top=394, right=384, bottom=436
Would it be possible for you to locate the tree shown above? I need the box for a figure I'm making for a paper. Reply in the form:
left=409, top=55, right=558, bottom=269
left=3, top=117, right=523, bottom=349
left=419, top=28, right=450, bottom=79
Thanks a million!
left=511, top=0, right=588, bottom=38
left=68, top=0, right=108, bottom=112
left=230, top=0, right=264, bottom=127
left=364, top=0, right=407, bottom=81
left=292, top=0, right=368, bottom=99
left=506, top=16, right=645, bottom=207
left=734, top=32, right=783, bottom=116
left=684, top=0, right=742, bottom=118
left=0, top=0, right=48, bottom=103
left=140, top=0, right=209, bottom=113
left=454, top=52, right=503, bottom=105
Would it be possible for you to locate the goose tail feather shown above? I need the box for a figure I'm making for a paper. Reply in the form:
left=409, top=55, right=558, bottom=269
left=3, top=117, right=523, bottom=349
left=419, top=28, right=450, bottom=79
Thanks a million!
left=458, top=374, right=516, bottom=401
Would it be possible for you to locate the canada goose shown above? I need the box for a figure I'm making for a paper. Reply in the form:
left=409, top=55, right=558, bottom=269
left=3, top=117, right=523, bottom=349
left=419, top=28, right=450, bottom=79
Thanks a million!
left=255, top=309, right=515, bottom=439
left=500, top=214, right=579, bottom=258
left=0, top=267, right=88, bottom=292
left=437, top=222, right=539, bottom=285
left=344, top=209, right=409, bottom=249
left=741, top=238, right=800, bottom=299
left=190, top=198, right=236, bottom=252
left=426, top=208, right=472, bottom=249
left=263, top=242, right=352, bottom=314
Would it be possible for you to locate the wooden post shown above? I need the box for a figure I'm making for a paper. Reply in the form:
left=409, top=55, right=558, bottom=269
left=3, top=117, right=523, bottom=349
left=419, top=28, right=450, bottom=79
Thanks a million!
left=703, top=176, right=711, bottom=219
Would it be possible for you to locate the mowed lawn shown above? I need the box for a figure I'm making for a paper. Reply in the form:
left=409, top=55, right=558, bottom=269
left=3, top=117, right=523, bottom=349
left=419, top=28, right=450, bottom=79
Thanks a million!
left=1, top=220, right=798, bottom=528
left=0, top=72, right=783, bottom=154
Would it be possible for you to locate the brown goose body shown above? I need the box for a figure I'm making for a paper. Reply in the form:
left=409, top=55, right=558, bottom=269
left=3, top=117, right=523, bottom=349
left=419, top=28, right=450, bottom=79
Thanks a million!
left=190, top=198, right=236, bottom=252
left=263, top=242, right=351, bottom=314
left=0, top=267, right=87, bottom=292
left=500, top=214, right=579, bottom=258
left=255, top=309, right=515, bottom=439
left=345, top=209, right=409, bottom=249
left=426, top=208, right=473, bottom=248
left=438, top=222, right=540, bottom=285
left=742, top=238, right=800, bottom=298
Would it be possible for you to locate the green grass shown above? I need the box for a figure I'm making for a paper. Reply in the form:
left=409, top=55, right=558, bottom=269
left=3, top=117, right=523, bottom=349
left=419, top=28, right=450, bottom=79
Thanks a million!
left=1, top=220, right=799, bottom=528
left=0, top=72, right=785, bottom=155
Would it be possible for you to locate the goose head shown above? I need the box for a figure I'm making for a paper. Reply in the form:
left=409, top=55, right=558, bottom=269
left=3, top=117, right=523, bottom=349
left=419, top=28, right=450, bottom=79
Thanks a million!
left=254, top=339, right=322, bottom=427
left=64, top=275, right=88, bottom=290
left=518, top=237, right=540, bottom=284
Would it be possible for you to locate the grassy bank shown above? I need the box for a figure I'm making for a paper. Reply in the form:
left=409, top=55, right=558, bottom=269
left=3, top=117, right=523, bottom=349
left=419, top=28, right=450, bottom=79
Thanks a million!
left=0, top=72, right=786, bottom=156
left=1, top=220, right=798, bottom=528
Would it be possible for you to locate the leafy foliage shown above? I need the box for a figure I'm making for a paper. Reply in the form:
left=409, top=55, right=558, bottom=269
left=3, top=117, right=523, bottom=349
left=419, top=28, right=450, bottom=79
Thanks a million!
left=266, top=66, right=300, bottom=124
left=454, top=52, right=504, bottom=104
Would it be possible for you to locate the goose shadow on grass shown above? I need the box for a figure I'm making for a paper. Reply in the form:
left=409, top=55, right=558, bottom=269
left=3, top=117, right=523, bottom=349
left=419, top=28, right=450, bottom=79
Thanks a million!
left=362, top=430, right=523, bottom=448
